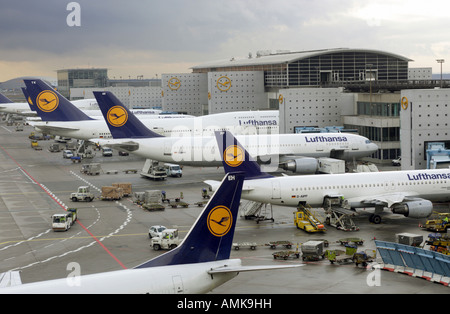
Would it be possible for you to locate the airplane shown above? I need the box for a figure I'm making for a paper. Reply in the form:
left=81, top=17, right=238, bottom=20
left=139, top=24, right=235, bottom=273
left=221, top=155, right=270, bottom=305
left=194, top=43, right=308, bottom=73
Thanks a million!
left=92, top=91, right=378, bottom=173
left=205, top=131, right=447, bottom=224
left=24, top=80, right=279, bottom=141
left=0, top=172, right=299, bottom=294
left=0, top=91, right=98, bottom=118
left=22, top=80, right=177, bottom=121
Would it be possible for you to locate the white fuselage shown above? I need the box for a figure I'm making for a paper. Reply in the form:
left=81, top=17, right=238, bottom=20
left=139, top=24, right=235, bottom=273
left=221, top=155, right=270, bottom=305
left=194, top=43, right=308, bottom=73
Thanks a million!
left=0, top=99, right=98, bottom=116
left=32, top=111, right=279, bottom=140
left=99, top=133, right=377, bottom=167
left=239, top=169, right=450, bottom=208
left=1, top=259, right=241, bottom=294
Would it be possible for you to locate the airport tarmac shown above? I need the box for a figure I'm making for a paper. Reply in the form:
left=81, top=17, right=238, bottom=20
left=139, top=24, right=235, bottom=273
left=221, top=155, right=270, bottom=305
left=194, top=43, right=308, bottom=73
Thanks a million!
left=0, top=122, right=449, bottom=294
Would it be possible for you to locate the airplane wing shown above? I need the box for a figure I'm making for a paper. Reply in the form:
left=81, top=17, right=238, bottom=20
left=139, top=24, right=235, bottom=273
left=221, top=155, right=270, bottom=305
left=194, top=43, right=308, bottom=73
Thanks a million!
left=0, top=271, right=22, bottom=288
left=351, top=191, right=420, bottom=208
left=32, top=124, right=80, bottom=133
left=208, top=264, right=302, bottom=274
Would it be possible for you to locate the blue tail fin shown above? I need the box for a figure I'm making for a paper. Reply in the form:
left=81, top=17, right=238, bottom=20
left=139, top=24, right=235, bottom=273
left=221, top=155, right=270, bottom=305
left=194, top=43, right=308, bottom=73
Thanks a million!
left=215, top=130, right=273, bottom=179
left=21, top=88, right=36, bottom=112
left=0, top=93, right=13, bottom=104
left=23, top=79, right=93, bottom=121
left=135, top=172, right=244, bottom=268
left=93, top=91, right=163, bottom=139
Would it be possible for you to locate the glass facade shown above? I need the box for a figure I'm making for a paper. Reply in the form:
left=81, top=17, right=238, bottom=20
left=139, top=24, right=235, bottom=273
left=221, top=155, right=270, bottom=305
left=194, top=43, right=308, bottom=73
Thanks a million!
left=357, top=101, right=401, bottom=117
left=287, top=51, right=408, bottom=87
left=193, top=50, right=410, bottom=89
left=57, top=69, right=108, bottom=98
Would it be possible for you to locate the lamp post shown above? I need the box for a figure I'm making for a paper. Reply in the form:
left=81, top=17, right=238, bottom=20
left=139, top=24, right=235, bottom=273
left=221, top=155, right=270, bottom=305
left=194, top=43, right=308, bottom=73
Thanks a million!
left=436, top=59, right=445, bottom=88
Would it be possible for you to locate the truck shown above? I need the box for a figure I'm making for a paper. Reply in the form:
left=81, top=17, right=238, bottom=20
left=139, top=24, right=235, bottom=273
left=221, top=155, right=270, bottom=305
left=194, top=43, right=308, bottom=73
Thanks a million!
left=164, top=163, right=182, bottom=177
left=80, top=163, right=102, bottom=175
left=151, top=229, right=181, bottom=251
left=30, top=140, right=42, bottom=150
left=293, top=206, right=326, bottom=233
left=51, top=209, right=77, bottom=231
left=140, top=159, right=167, bottom=180
left=317, top=157, right=345, bottom=174
left=71, top=186, right=95, bottom=202
left=419, top=213, right=450, bottom=232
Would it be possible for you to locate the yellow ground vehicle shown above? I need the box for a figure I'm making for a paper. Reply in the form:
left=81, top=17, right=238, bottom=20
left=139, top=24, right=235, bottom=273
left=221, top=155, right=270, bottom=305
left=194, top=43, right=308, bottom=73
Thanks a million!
left=293, top=205, right=326, bottom=233
left=420, top=213, right=450, bottom=232
left=30, top=140, right=42, bottom=150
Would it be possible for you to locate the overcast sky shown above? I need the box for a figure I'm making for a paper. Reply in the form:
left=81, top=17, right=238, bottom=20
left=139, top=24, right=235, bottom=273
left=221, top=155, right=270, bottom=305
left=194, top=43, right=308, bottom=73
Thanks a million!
left=1, top=0, right=450, bottom=82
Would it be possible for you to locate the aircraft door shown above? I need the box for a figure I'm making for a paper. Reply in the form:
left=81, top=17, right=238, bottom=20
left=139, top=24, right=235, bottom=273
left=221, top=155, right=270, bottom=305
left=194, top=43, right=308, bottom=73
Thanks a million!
left=164, top=140, right=172, bottom=156
left=271, top=180, right=281, bottom=199
left=172, top=275, right=184, bottom=293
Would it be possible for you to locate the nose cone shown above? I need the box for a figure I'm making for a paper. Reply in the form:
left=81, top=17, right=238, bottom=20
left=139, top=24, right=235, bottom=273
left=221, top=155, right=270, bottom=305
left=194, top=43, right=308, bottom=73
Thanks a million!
left=369, top=142, right=379, bottom=154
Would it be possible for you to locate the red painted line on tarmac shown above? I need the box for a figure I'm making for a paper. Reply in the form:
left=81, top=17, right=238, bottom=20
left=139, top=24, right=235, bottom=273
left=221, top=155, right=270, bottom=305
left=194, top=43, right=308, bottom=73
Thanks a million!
left=0, top=145, right=127, bottom=270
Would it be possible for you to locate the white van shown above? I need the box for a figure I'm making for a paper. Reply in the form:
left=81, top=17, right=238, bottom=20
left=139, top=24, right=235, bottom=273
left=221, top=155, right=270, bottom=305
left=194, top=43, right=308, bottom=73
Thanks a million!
left=164, top=163, right=182, bottom=177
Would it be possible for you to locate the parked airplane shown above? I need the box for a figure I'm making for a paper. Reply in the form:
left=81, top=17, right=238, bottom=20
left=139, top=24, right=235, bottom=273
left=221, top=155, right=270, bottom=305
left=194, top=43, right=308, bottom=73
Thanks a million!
left=206, top=131, right=444, bottom=224
left=22, top=80, right=176, bottom=121
left=24, top=80, right=278, bottom=141
left=0, top=172, right=299, bottom=294
left=93, top=91, right=377, bottom=172
left=0, top=91, right=97, bottom=117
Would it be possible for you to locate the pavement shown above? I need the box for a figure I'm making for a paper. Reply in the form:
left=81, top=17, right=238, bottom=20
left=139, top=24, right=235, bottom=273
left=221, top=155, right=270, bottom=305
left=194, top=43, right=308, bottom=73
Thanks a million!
left=0, top=121, right=449, bottom=294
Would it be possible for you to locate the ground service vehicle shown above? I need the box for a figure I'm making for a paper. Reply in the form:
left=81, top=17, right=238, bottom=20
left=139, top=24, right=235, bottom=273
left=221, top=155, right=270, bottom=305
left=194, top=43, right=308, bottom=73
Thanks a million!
left=140, top=159, right=167, bottom=180
left=293, top=206, right=326, bottom=233
left=148, top=225, right=167, bottom=238
left=164, top=163, right=182, bottom=177
left=420, top=213, right=450, bottom=232
left=71, top=186, right=94, bottom=202
left=52, top=210, right=77, bottom=232
left=102, top=147, right=113, bottom=157
left=63, top=150, right=73, bottom=159
left=151, top=229, right=181, bottom=251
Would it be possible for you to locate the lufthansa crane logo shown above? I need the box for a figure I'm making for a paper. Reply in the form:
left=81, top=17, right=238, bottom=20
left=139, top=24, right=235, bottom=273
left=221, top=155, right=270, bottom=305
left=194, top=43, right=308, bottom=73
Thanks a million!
left=217, top=76, right=231, bottom=92
left=224, top=145, right=244, bottom=167
left=36, top=90, right=59, bottom=113
left=107, top=106, right=128, bottom=127
left=207, top=205, right=233, bottom=237
left=168, top=77, right=181, bottom=90
left=401, top=96, right=408, bottom=110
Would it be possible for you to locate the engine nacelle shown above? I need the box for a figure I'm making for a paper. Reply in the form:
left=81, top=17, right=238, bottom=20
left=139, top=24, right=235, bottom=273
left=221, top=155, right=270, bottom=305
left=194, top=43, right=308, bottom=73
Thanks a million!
left=391, top=199, right=433, bottom=218
left=280, top=158, right=318, bottom=174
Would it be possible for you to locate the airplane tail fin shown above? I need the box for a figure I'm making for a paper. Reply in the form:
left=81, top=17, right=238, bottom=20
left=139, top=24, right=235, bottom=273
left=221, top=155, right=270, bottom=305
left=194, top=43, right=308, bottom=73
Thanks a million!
left=0, top=93, right=13, bottom=104
left=215, top=130, right=273, bottom=180
left=93, top=91, right=163, bottom=139
left=135, top=172, right=244, bottom=268
left=23, top=79, right=94, bottom=121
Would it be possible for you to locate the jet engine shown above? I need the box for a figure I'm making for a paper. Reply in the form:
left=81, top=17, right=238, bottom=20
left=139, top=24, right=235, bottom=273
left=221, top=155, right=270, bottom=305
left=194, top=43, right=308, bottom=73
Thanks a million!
left=280, top=157, right=318, bottom=174
left=391, top=199, right=433, bottom=218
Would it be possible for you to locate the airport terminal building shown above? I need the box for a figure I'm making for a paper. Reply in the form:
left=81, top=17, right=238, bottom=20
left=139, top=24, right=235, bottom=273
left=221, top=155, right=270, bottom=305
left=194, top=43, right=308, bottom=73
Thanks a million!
left=161, top=48, right=413, bottom=163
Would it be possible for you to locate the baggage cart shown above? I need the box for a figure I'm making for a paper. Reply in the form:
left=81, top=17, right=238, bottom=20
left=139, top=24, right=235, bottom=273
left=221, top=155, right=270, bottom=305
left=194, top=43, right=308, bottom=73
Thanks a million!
left=233, top=242, right=257, bottom=250
left=338, top=237, right=364, bottom=246
left=326, top=245, right=358, bottom=265
left=273, top=250, right=300, bottom=260
left=265, top=241, right=293, bottom=249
